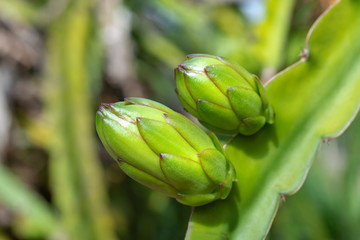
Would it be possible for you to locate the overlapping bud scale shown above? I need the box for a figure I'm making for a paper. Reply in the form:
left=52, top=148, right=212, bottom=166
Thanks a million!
left=96, top=98, right=235, bottom=206
left=175, top=54, right=274, bottom=135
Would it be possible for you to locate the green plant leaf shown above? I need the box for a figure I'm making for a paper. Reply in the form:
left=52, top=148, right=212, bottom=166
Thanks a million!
left=185, top=1, right=360, bottom=239
left=44, top=0, right=116, bottom=239
left=0, top=0, right=70, bottom=26
left=341, top=114, right=360, bottom=234
left=254, top=0, right=296, bottom=71
left=0, top=165, right=58, bottom=238
left=0, top=0, right=40, bottom=24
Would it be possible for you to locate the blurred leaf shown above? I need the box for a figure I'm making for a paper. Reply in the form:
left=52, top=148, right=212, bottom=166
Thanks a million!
left=43, top=0, right=116, bottom=239
left=271, top=119, right=360, bottom=240
left=212, top=6, right=262, bottom=73
left=268, top=167, right=334, bottom=240
left=186, top=1, right=360, bottom=239
left=86, top=20, right=104, bottom=99
left=141, top=30, right=185, bottom=68
left=0, top=0, right=40, bottom=24
left=254, top=0, right=296, bottom=73
left=341, top=114, right=360, bottom=235
left=0, top=165, right=57, bottom=238
left=0, top=229, right=10, bottom=240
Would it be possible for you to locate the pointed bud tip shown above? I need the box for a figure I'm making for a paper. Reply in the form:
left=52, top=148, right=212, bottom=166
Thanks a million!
left=178, top=64, right=186, bottom=70
left=98, top=103, right=117, bottom=117
left=100, top=102, right=111, bottom=108
left=96, top=110, right=105, bottom=118
left=124, top=98, right=135, bottom=105
left=97, top=104, right=112, bottom=117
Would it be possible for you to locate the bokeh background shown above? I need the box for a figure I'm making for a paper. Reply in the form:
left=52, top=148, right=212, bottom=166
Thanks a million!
left=0, top=0, right=359, bottom=239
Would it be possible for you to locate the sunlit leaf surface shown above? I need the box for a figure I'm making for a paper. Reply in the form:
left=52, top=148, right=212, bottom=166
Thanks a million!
left=186, top=1, right=360, bottom=239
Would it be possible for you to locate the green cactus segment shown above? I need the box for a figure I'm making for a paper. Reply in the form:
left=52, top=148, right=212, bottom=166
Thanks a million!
left=198, top=149, right=227, bottom=185
left=196, top=100, right=239, bottom=132
left=227, top=86, right=263, bottom=119
left=97, top=98, right=236, bottom=206
left=186, top=0, right=360, bottom=238
left=160, top=153, right=214, bottom=194
left=175, top=54, right=274, bottom=135
left=118, top=160, right=178, bottom=198
left=205, top=64, right=251, bottom=93
left=164, top=113, right=214, bottom=152
left=136, top=117, right=198, bottom=160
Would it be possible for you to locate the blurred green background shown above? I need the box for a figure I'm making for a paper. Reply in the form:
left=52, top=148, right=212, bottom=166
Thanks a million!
left=0, top=0, right=359, bottom=239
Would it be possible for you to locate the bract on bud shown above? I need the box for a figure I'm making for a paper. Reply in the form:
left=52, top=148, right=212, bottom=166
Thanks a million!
left=96, top=97, right=235, bottom=206
left=175, top=54, right=274, bottom=135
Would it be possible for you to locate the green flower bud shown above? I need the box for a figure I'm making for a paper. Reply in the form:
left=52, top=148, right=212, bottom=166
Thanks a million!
left=96, top=97, right=235, bottom=206
left=175, top=54, right=275, bottom=135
